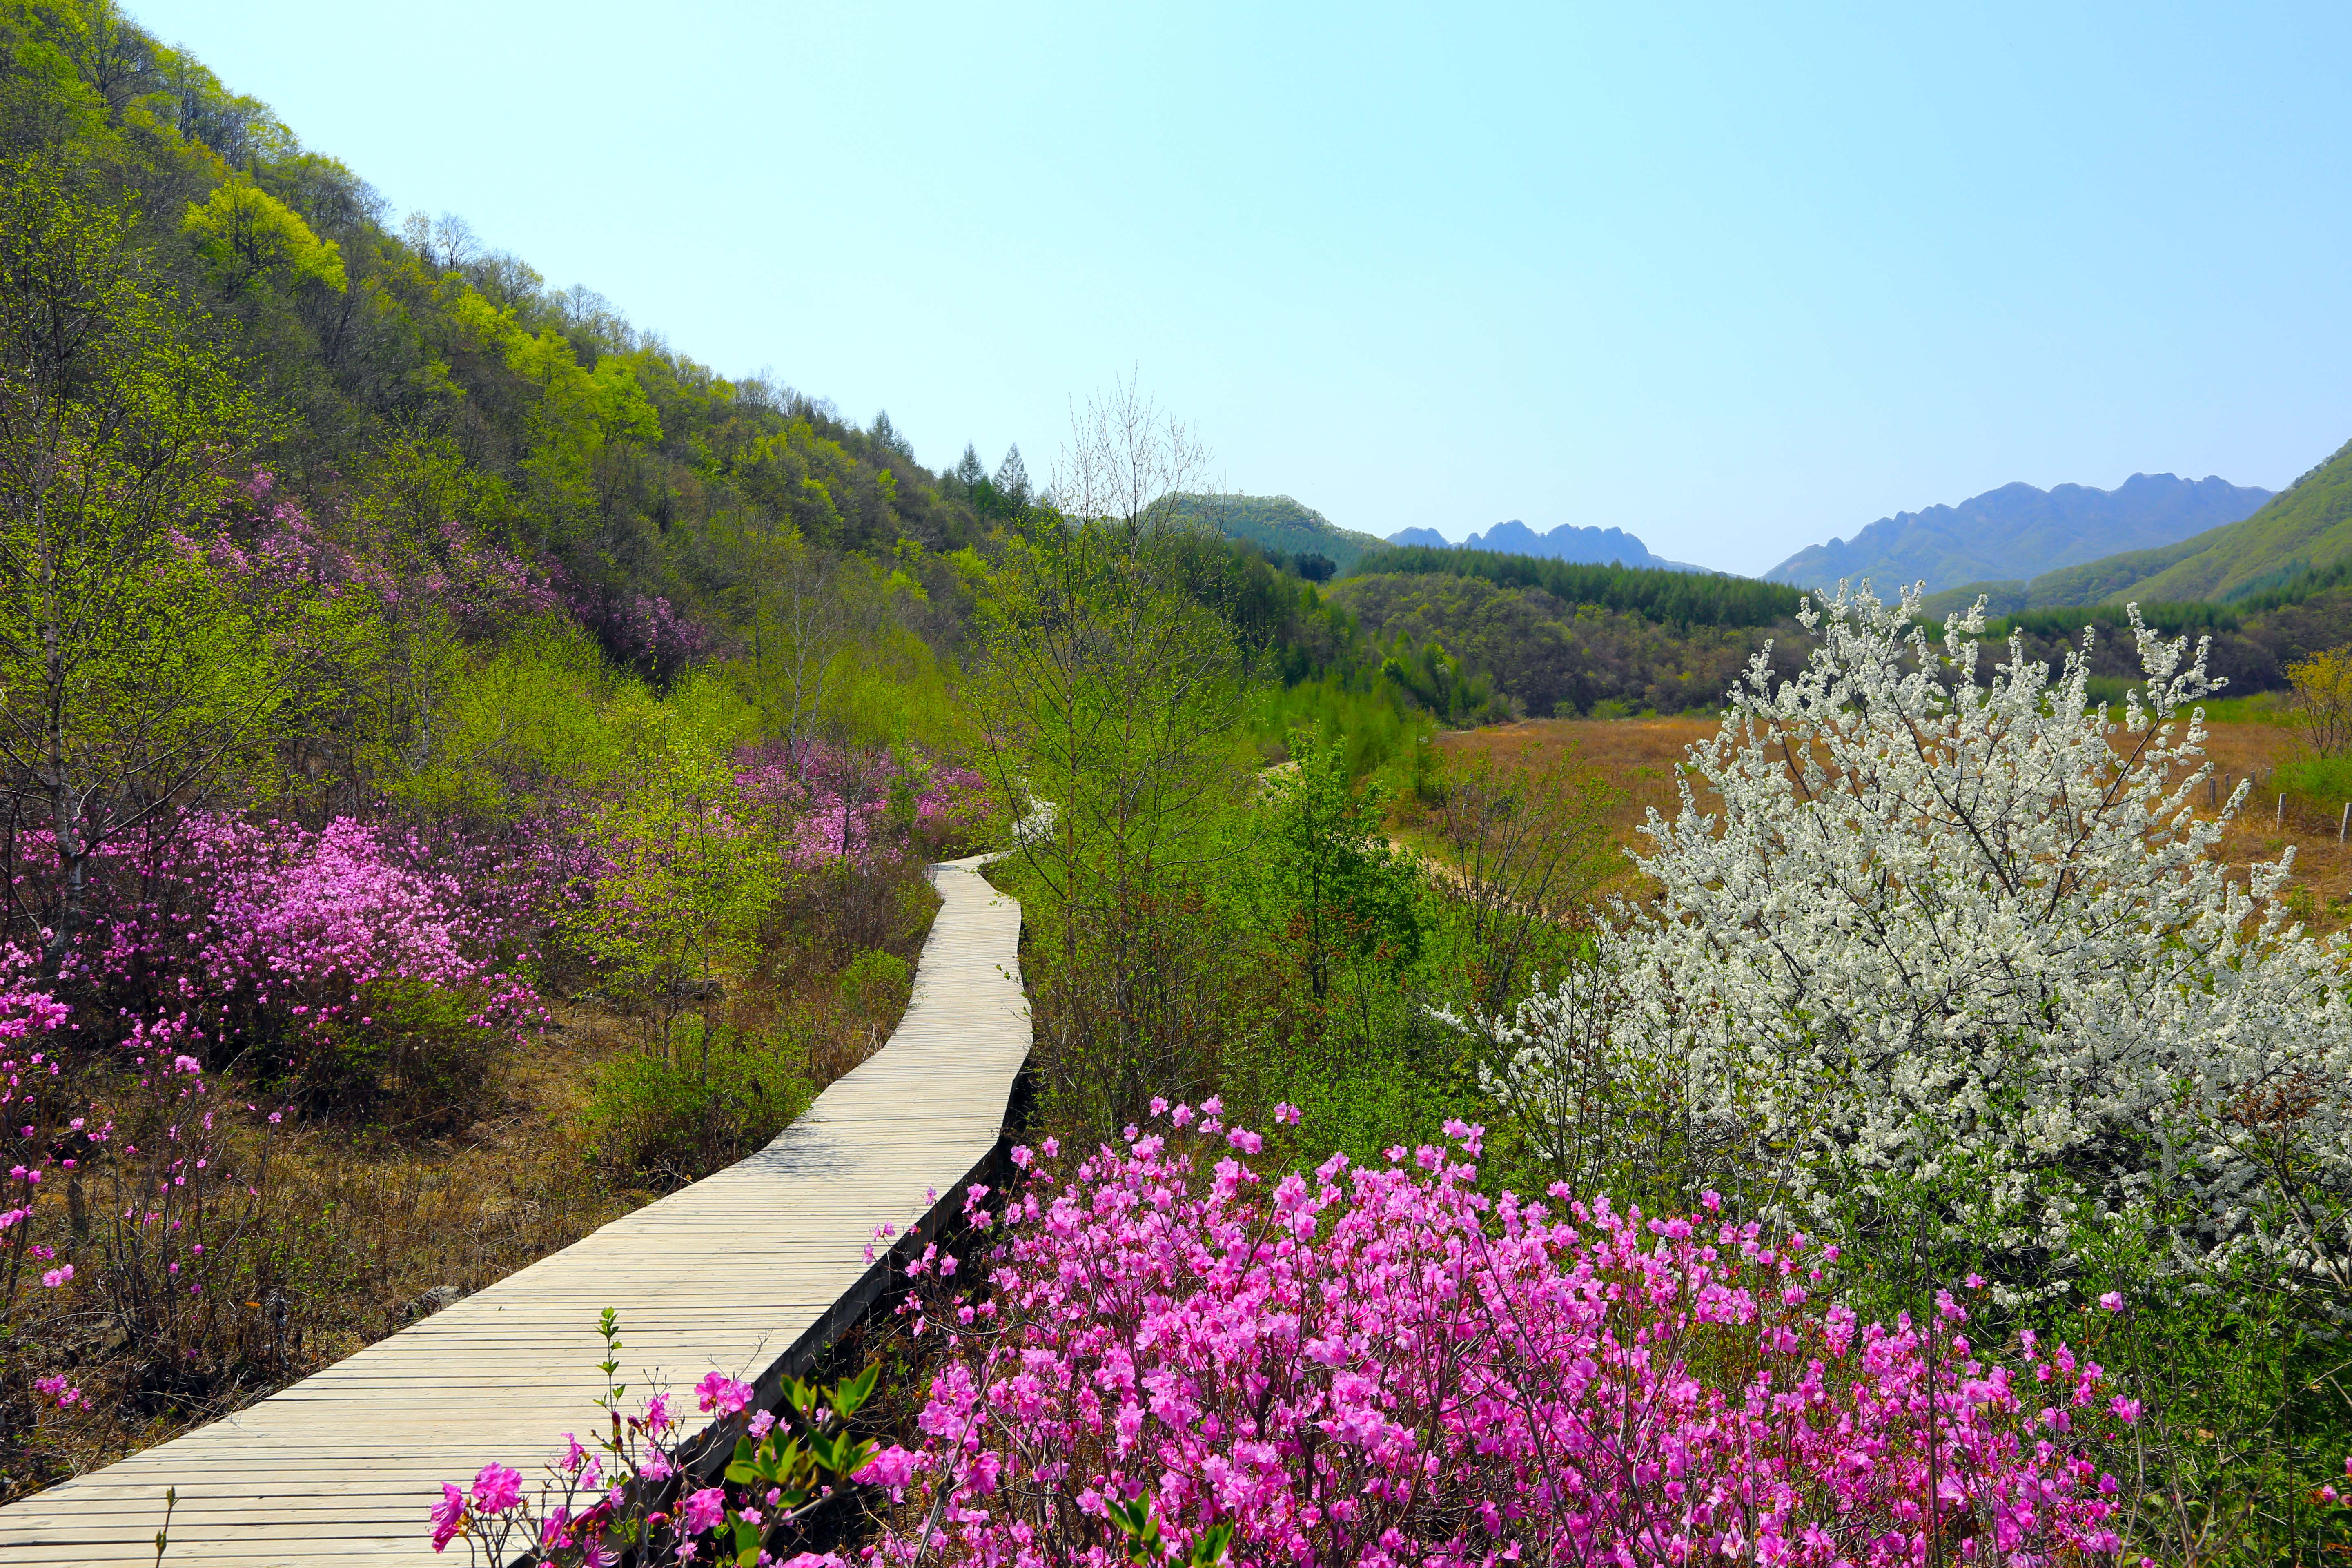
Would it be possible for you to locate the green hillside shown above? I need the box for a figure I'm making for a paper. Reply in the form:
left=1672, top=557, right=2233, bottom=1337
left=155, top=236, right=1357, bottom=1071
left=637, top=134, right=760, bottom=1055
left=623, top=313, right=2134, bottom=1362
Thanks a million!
left=1162, top=493, right=1386, bottom=572
left=1349, top=545, right=1804, bottom=627
left=1923, top=437, right=2352, bottom=614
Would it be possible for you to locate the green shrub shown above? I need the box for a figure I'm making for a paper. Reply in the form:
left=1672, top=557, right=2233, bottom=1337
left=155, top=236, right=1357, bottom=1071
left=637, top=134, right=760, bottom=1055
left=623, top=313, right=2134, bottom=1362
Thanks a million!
left=283, top=977, right=508, bottom=1131
left=582, top=1025, right=811, bottom=1187
left=837, top=948, right=911, bottom=1014
left=2275, top=751, right=2352, bottom=805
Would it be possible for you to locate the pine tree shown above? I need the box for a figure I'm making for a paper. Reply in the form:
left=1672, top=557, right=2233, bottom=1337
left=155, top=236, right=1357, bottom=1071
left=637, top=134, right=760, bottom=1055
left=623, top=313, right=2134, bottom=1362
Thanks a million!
left=994, top=443, right=1032, bottom=510
left=870, top=409, right=914, bottom=462
left=953, top=442, right=986, bottom=486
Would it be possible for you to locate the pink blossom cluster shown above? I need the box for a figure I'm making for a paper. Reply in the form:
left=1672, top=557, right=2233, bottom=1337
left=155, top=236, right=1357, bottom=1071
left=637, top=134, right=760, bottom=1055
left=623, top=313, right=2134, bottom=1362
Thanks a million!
left=429, top=1315, right=882, bottom=1567
left=570, top=586, right=716, bottom=678
left=76, top=813, right=550, bottom=1057
left=736, top=743, right=993, bottom=869
left=1, top=943, right=74, bottom=1254
left=198, top=470, right=564, bottom=635
left=886, top=1110, right=2135, bottom=1568
left=4, top=942, right=288, bottom=1382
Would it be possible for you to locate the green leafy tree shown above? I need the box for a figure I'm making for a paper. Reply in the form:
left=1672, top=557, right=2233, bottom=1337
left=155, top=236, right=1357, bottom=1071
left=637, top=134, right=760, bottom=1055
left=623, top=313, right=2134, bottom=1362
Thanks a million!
left=1253, top=724, right=1420, bottom=1001
left=178, top=180, right=346, bottom=296
left=972, top=517, right=1251, bottom=1132
left=564, top=674, right=779, bottom=1055
left=0, top=165, right=310, bottom=961
left=972, top=388, right=1250, bottom=1131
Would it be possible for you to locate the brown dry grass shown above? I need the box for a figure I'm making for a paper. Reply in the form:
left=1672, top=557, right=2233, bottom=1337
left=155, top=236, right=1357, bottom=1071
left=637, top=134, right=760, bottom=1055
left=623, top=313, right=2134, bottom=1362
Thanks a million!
left=1436, top=712, right=2352, bottom=931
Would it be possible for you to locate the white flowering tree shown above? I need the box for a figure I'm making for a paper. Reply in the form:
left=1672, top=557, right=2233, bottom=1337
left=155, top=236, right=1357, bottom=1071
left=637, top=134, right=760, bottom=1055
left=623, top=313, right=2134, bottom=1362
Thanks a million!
left=1487, top=584, right=2352, bottom=1297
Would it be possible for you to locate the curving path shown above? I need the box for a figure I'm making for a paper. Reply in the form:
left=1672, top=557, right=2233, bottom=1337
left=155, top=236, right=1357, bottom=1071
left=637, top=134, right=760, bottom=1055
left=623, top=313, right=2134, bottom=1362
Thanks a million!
left=0, top=855, right=1028, bottom=1566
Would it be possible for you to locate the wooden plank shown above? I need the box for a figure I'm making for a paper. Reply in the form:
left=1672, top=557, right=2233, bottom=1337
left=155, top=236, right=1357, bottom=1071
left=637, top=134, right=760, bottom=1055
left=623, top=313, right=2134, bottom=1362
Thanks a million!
left=0, top=855, right=1027, bottom=1566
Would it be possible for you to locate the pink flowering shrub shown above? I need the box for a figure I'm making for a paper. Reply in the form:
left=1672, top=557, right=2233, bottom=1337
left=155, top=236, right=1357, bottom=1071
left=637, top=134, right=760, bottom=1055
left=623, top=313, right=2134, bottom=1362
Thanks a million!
left=3, top=941, right=292, bottom=1450
left=202, top=469, right=563, bottom=637
left=443, top=1106, right=2157, bottom=1565
left=571, top=585, right=717, bottom=680
left=63, top=812, right=553, bottom=1119
left=884, top=1108, right=2136, bottom=1567
left=737, top=743, right=994, bottom=870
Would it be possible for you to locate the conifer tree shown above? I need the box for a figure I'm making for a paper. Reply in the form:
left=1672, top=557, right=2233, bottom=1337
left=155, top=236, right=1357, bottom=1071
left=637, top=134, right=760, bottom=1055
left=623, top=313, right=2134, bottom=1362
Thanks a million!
left=869, top=409, right=914, bottom=462
left=994, top=443, right=1032, bottom=511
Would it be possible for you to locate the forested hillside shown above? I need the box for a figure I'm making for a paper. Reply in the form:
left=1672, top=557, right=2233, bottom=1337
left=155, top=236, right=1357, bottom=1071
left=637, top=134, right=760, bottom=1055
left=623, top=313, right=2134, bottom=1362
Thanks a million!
left=1767, top=472, right=2271, bottom=595
left=1922, top=436, right=2352, bottom=611
left=1160, top=492, right=1384, bottom=573
left=0, top=0, right=1048, bottom=1494
left=0, top=0, right=1031, bottom=678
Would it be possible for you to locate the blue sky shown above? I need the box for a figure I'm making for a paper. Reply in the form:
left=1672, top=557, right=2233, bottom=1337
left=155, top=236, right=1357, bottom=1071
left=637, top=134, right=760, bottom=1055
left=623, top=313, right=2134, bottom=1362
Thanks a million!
left=138, top=2, right=2352, bottom=575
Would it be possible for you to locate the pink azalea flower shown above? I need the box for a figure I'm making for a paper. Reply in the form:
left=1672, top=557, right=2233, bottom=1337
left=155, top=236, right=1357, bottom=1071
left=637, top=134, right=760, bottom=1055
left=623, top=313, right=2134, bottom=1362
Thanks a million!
left=679, top=1486, right=727, bottom=1535
left=469, top=1462, right=521, bottom=1514
left=429, top=1483, right=465, bottom=1553
left=853, top=1445, right=920, bottom=1488
left=695, top=1371, right=754, bottom=1417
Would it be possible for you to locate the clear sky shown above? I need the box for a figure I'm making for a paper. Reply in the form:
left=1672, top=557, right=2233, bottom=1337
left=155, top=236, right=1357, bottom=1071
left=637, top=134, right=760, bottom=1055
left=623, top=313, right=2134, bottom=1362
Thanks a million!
left=130, top=2, right=2352, bottom=575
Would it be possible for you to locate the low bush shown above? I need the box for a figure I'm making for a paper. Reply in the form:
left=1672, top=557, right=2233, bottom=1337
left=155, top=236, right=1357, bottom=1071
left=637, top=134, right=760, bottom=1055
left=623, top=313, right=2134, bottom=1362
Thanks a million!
left=2274, top=749, right=2352, bottom=805
left=581, top=1025, right=813, bottom=1188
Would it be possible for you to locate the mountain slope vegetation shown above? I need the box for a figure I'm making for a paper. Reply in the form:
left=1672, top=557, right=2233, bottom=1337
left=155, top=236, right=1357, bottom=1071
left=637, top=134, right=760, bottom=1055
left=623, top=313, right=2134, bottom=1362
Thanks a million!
left=1922, top=438, right=2352, bottom=613
left=1768, top=473, right=2271, bottom=595
left=0, top=0, right=1012, bottom=680
left=1161, top=493, right=1385, bottom=573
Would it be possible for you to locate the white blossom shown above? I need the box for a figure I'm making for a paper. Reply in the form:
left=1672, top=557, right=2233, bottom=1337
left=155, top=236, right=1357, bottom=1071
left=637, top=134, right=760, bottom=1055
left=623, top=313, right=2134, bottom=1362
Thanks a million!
left=1490, top=582, right=2352, bottom=1291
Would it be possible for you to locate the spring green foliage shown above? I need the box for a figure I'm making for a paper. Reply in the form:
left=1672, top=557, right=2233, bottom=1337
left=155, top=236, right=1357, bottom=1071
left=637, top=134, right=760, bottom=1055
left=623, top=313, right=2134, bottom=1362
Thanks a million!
left=1327, top=571, right=1790, bottom=717
left=1350, top=543, right=1804, bottom=627
left=561, top=675, right=778, bottom=1042
left=0, top=165, right=347, bottom=956
left=835, top=947, right=910, bottom=1013
left=583, top=1022, right=813, bottom=1187
left=1246, top=728, right=1420, bottom=1001
left=178, top=180, right=343, bottom=295
left=0, top=0, right=991, bottom=664
left=381, top=621, right=626, bottom=815
left=971, top=519, right=1254, bottom=1131
left=1373, top=634, right=1512, bottom=726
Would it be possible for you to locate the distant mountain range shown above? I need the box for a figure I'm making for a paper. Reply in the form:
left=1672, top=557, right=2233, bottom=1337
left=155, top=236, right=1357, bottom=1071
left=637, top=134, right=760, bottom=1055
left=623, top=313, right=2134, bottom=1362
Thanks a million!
left=1767, top=474, right=2273, bottom=597
left=1387, top=520, right=1700, bottom=572
left=1917, top=437, right=2352, bottom=615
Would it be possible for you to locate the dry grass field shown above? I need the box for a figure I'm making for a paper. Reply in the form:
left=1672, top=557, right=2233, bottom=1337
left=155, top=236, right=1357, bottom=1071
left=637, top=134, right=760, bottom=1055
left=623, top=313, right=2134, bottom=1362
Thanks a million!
left=1434, top=707, right=2352, bottom=930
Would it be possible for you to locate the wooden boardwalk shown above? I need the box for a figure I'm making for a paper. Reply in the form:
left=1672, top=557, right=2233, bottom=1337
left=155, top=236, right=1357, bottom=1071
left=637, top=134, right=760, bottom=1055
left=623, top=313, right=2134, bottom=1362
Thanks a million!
left=0, top=855, right=1028, bottom=1566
